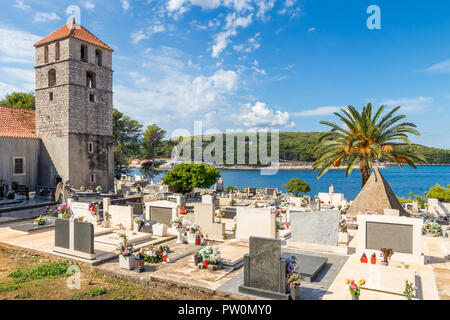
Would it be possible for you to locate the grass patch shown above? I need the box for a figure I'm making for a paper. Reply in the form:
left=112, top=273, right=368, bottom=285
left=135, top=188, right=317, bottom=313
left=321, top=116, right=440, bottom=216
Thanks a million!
left=0, top=284, right=21, bottom=293
left=15, top=291, right=32, bottom=299
left=9, top=261, right=70, bottom=282
left=86, top=287, right=107, bottom=297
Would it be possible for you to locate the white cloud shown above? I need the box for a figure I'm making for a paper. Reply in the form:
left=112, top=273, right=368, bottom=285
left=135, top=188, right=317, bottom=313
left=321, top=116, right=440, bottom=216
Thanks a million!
left=308, top=27, right=316, bottom=32
left=0, top=26, right=40, bottom=64
left=212, top=12, right=253, bottom=58
left=424, top=59, right=450, bottom=73
left=277, top=0, right=301, bottom=18
left=13, top=0, right=30, bottom=10
left=238, top=101, right=295, bottom=128
left=121, top=0, right=130, bottom=10
left=115, top=64, right=239, bottom=127
left=0, top=82, right=21, bottom=99
left=256, top=0, right=275, bottom=20
left=82, top=1, right=95, bottom=10
left=223, top=0, right=254, bottom=12
left=34, top=12, right=61, bottom=23
left=379, top=97, right=433, bottom=112
left=130, top=23, right=166, bottom=44
left=293, top=106, right=342, bottom=117
left=0, top=67, right=35, bottom=83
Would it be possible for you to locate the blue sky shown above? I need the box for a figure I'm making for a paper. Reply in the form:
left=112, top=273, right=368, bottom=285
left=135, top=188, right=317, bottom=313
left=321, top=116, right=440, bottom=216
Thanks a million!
left=1, top=0, right=449, bottom=148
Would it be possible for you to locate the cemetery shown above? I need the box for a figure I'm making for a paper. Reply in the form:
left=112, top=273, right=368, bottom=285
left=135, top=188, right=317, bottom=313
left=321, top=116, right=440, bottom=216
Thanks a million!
left=0, top=19, right=448, bottom=302
left=0, top=168, right=448, bottom=300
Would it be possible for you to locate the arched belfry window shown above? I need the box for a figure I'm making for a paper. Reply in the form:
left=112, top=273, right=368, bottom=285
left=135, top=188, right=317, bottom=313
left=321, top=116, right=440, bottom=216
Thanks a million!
left=86, top=71, right=96, bottom=88
left=95, top=49, right=102, bottom=66
left=48, top=69, right=56, bottom=87
left=81, top=44, right=88, bottom=62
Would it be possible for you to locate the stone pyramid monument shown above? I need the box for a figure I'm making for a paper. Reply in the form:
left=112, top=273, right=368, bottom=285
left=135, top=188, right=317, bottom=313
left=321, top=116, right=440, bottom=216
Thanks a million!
left=347, top=168, right=409, bottom=217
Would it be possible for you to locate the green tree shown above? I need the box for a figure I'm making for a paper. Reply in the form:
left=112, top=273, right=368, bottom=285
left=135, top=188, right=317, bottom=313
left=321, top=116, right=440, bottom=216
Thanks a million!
left=113, top=108, right=143, bottom=178
left=0, top=92, right=35, bottom=110
left=283, top=178, right=311, bottom=196
left=425, top=184, right=450, bottom=202
left=161, top=163, right=221, bottom=194
left=313, top=104, right=427, bottom=188
left=140, top=160, right=164, bottom=181
left=142, top=124, right=167, bottom=183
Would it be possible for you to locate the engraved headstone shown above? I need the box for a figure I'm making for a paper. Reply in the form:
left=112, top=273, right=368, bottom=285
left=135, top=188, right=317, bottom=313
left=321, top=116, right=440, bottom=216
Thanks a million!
left=239, top=237, right=289, bottom=299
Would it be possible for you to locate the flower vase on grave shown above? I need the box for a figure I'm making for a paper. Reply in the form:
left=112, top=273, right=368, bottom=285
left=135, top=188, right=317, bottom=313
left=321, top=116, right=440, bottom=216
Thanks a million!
left=187, top=232, right=196, bottom=244
left=338, top=232, right=349, bottom=244
left=352, top=294, right=360, bottom=300
left=176, top=228, right=184, bottom=244
left=133, top=223, right=140, bottom=234
left=119, top=255, right=135, bottom=270
left=290, top=286, right=300, bottom=300
left=194, top=254, right=202, bottom=265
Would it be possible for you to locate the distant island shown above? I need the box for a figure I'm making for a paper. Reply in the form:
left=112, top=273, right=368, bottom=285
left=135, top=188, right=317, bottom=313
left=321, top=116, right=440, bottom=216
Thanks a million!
left=152, top=132, right=450, bottom=165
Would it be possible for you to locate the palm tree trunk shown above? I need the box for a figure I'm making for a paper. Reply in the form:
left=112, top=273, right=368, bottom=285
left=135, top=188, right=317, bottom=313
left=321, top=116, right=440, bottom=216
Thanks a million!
left=359, top=159, right=370, bottom=189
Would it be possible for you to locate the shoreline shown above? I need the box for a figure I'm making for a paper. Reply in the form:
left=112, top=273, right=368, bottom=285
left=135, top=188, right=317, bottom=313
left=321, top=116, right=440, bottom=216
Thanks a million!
left=129, top=163, right=450, bottom=171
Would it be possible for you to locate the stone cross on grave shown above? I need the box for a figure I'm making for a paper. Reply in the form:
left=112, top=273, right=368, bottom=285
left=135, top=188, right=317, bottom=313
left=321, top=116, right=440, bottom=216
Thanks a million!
left=239, top=236, right=289, bottom=299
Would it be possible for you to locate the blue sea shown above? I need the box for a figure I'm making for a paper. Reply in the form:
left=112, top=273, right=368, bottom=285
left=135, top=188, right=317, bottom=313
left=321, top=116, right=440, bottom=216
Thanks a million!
left=129, top=165, right=450, bottom=200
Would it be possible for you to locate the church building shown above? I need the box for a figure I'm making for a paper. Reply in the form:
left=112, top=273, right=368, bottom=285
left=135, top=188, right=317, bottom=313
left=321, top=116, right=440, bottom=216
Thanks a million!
left=0, top=19, right=114, bottom=192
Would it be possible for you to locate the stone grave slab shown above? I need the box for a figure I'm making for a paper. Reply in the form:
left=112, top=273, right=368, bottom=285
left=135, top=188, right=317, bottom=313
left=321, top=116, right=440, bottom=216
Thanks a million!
left=10, top=219, right=55, bottom=234
left=281, top=252, right=328, bottom=282
left=94, top=231, right=153, bottom=248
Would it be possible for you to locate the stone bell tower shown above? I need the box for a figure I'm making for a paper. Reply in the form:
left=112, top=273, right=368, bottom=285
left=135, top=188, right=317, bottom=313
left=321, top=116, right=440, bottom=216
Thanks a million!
left=34, top=19, right=114, bottom=191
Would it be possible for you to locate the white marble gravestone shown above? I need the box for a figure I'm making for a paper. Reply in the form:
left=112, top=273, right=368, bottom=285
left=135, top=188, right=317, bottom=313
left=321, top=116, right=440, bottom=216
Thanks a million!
left=357, top=214, right=424, bottom=265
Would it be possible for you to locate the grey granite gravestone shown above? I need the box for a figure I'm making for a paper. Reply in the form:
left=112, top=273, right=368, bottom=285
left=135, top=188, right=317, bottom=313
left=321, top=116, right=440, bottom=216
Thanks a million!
left=149, top=207, right=172, bottom=226
left=239, top=237, right=289, bottom=299
left=53, top=218, right=96, bottom=260
left=126, top=202, right=143, bottom=215
left=266, top=188, right=277, bottom=197
left=54, top=219, right=70, bottom=249
left=290, top=210, right=340, bottom=246
left=223, top=207, right=236, bottom=219
left=73, top=221, right=95, bottom=254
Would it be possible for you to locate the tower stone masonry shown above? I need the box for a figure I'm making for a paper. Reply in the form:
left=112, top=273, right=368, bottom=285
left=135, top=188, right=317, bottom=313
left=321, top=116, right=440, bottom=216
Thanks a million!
left=34, top=19, right=114, bottom=191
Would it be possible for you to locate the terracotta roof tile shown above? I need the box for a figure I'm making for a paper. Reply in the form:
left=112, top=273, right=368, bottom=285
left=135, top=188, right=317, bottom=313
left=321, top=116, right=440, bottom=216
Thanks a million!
left=0, top=106, right=39, bottom=140
left=34, top=20, right=113, bottom=51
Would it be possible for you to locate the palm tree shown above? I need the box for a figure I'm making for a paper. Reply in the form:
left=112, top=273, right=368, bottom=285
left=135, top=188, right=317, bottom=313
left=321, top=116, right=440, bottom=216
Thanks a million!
left=313, top=103, right=427, bottom=188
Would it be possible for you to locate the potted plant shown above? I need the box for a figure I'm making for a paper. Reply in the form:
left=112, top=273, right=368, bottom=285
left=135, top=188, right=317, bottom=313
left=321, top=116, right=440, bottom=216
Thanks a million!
left=345, top=279, right=365, bottom=300
left=380, top=248, right=393, bottom=266
left=170, top=217, right=185, bottom=244
left=88, top=201, right=102, bottom=222
left=142, top=245, right=163, bottom=264
left=338, top=216, right=349, bottom=244
left=186, top=223, right=200, bottom=244
left=403, top=280, right=416, bottom=300
left=133, top=216, right=144, bottom=233
left=287, top=272, right=302, bottom=300
left=197, top=245, right=221, bottom=269
left=118, top=234, right=135, bottom=270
